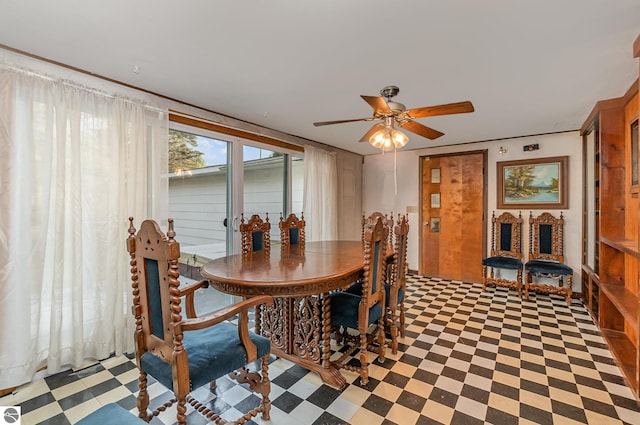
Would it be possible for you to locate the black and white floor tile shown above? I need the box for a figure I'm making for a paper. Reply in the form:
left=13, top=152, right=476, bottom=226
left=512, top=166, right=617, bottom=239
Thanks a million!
left=3, top=276, right=640, bottom=424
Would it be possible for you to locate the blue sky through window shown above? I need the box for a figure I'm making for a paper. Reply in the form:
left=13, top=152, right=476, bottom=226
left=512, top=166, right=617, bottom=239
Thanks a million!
left=196, top=135, right=272, bottom=166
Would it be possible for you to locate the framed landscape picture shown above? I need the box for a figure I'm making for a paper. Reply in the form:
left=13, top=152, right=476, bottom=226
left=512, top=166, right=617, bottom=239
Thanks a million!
left=497, top=156, right=568, bottom=209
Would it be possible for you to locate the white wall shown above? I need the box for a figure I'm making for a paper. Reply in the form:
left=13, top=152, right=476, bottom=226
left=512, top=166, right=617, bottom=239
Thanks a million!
left=363, top=131, right=583, bottom=290
left=336, top=150, right=364, bottom=240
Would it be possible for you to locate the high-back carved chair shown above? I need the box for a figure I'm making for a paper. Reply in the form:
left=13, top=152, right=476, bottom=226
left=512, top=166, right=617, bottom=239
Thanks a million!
left=387, top=214, right=409, bottom=354
left=279, top=212, right=305, bottom=250
left=481, top=211, right=524, bottom=297
left=524, top=211, right=573, bottom=304
left=329, top=214, right=387, bottom=385
left=127, top=218, right=273, bottom=425
left=240, top=213, right=271, bottom=255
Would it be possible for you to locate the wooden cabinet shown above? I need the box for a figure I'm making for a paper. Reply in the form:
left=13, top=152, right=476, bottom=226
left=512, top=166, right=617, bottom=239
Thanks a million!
left=581, top=39, right=639, bottom=399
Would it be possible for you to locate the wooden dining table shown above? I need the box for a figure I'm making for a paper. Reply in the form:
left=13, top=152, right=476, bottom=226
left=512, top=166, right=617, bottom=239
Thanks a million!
left=200, top=240, right=377, bottom=389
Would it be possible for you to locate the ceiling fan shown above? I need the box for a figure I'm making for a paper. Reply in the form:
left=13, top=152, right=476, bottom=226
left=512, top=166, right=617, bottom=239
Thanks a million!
left=313, top=85, right=474, bottom=151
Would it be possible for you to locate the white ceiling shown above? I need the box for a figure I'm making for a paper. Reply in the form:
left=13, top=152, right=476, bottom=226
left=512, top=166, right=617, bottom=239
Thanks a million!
left=1, top=1, right=639, bottom=155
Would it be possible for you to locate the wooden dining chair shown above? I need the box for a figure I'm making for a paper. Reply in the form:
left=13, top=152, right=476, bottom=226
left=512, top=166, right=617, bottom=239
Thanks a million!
left=127, top=218, right=273, bottom=425
left=524, top=211, right=573, bottom=304
left=240, top=213, right=271, bottom=255
left=387, top=213, right=409, bottom=354
left=279, top=212, right=305, bottom=250
left=347, top=212, right=400, bottom=347
left=329, top=215, right=387, bottom=385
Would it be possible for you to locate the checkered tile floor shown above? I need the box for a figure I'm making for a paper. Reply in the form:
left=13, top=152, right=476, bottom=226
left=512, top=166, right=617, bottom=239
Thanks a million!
left=3, top=276, right=640, bottom=424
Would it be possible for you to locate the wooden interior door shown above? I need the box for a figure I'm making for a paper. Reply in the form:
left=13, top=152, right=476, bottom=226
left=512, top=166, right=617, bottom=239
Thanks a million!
left=420, top=152, right=486, bottom=282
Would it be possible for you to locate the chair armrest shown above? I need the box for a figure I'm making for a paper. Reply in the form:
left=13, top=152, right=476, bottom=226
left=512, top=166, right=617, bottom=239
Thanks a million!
left=177, top=279, right=209, bottom=297
left=178, top=279, right=209, bottom=318
left=180, top=295, right=273, bottom=332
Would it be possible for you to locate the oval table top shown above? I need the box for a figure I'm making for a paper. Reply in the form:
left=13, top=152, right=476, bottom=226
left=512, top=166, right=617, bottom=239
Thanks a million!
left=200, top=240, right=367, bottom=297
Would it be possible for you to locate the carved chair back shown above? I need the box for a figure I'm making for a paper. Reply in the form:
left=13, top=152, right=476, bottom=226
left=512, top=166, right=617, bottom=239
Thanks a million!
left=127, top=218, right=183, bottom=373
left=387, top=213, right=409, bottom=352
left=392, top=214, right=409, bottom=294
left=362, top=211, right=393, bottom=251
left=279, top=212, right=305, bottom=249
left=528, top=211, right=565, bottom=263
left=360, top=216, right=389, bottom=321
left=491, top=211, right=523, bottom=259
left=240, top=213, right=271, bottom=255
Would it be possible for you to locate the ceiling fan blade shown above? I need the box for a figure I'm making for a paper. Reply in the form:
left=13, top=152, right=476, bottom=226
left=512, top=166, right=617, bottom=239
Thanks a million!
left=406, top=101, right=475, bottom=119
left=313, top=117, right=372, bottom=126
left=361, top=95, right=392, bottom=114
left=399, top=120, right=444, bottom=140
left=358, top=123, right=384, bottom=142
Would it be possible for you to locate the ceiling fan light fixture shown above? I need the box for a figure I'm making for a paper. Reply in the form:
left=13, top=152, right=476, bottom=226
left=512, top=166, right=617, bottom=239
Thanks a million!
left=369, top=119, right=409, bottom=151
left=392, top=128, right=409, bottom=148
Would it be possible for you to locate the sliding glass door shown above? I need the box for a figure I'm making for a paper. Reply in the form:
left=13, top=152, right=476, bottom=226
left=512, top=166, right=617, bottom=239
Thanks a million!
left=168, top=126, right=231, bottom=269
left=168, top=124, right=304, bottom=261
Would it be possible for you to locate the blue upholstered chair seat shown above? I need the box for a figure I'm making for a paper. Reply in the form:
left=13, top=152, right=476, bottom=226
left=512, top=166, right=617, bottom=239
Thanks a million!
left=525, top=259, right=573, bottom=276
left=329, top=291, right=383, bottom=330
left=344, top=280, right=363, bottom=295
left=482, top=256, right=523, bottom=270
left=77, top=403, right=146, bottom=425
left=344, top=280, right=404, bottom=308
left=141, top=322, right=271, bottom=391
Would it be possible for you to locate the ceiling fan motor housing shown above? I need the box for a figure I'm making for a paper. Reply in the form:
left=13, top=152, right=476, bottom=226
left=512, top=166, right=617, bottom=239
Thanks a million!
left=386, top=101, right=406, bottom=113
left=380, top=86, right=405, bottom=113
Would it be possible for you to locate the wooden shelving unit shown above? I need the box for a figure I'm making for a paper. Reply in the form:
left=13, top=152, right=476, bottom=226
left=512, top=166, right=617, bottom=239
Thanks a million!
left=581, top=38, right=639, bottom=400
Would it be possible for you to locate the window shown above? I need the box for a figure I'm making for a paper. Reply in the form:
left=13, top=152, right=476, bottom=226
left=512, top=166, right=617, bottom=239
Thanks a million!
left=168, top=121, right=304, bottom=262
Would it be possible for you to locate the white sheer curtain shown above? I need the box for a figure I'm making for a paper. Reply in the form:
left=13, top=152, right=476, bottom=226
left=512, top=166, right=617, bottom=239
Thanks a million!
left=0, top=64, right=168, bottom=389
left=303, top=146, right=338, bottom=241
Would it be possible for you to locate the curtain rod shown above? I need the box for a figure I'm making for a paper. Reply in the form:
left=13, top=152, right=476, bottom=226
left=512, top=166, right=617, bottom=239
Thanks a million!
left=0, top=63, right=167, bottom=114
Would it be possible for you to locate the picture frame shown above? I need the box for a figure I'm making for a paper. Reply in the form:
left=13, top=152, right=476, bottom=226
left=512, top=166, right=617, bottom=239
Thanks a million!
left=497, top=156, right=568, bottom=209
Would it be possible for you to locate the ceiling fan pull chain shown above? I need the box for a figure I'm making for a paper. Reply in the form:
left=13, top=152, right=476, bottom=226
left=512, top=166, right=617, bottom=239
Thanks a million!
left=394, top=146, right=398, bottom=196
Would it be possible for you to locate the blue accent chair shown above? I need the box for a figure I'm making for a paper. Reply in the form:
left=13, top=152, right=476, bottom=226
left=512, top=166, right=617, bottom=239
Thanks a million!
left=482, top=211, right=524, bottom=296
left=127, top=218, right=273, bottom=425
left=524, top=212, right=573, bottom=305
